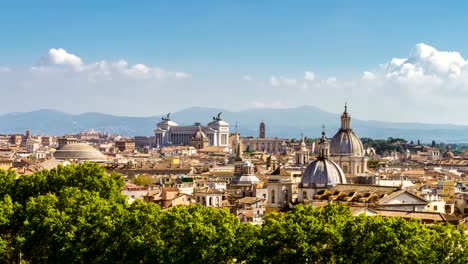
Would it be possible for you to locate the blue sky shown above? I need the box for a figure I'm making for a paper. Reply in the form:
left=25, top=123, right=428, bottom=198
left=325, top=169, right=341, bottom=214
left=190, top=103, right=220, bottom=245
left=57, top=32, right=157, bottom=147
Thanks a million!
left=1, top=1, right=468, bottom=123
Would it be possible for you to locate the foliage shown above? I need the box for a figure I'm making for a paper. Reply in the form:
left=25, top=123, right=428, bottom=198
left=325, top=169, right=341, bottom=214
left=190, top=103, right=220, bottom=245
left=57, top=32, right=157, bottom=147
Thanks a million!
left=0, top=164, right=467, bottom=263
left=367, top=159, right=381, bottom=168
left=131, top=174, right=154, bottom=187
left=361, top=137, right=407, bottom=155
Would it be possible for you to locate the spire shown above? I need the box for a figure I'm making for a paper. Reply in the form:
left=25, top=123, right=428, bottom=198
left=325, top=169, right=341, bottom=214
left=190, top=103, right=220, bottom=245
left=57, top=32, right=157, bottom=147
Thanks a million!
left=317, top=125, right=330, bottom=159
left=299, top=130, right=308, bottom=152
left=340, top=103, right=351, bottom=130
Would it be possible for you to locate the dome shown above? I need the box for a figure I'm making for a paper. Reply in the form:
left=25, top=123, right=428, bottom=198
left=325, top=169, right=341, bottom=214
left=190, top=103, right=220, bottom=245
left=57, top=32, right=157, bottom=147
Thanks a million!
left=301, top=128, right=346, bottom=188
left=231, top=174, right=260, bottom=185
left=301, top=159, right=346, bottom=188
left=54, top=143, right=107, bottom=162
left=443, top=145, right=455, bottom=159
left=330, top=105, right=365, bottom=156
left=330, top=130, right=364, bottom=156
left=193, top=126, right=208, bottom=141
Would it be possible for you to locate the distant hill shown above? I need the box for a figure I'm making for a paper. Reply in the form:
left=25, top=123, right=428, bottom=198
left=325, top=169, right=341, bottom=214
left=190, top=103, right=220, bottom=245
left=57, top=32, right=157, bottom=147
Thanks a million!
left=1, top=106, right=468, bottom=143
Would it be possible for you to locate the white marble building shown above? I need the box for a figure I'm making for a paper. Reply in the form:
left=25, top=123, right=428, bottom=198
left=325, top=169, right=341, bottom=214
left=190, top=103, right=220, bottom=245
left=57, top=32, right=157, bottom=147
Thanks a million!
left=154, top=112, right=229, bottom=147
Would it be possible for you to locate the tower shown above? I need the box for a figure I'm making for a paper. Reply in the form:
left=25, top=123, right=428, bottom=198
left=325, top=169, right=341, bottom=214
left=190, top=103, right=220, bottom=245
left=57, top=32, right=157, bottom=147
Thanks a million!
left=295, top=135, right=309, bottom=165
left=259, top=121, right=265, bottom=138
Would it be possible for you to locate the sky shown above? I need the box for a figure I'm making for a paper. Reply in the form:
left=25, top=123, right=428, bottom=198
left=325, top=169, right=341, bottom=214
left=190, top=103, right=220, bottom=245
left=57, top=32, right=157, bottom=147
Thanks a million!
left=1, top=0, right=468, bottom=124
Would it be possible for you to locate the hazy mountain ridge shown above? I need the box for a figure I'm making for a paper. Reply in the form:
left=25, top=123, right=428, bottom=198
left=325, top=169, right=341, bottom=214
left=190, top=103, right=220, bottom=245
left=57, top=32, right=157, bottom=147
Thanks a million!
left=1, top=106, right=467, bottom=143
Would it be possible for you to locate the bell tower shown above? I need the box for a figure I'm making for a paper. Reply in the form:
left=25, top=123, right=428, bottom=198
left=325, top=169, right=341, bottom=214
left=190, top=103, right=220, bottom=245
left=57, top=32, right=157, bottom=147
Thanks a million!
left=259, top=121, right=265, bottom=138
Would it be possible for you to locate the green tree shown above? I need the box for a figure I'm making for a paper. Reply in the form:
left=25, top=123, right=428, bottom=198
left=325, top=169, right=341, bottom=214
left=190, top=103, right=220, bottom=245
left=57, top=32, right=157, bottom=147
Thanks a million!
left=131, top=174, right=154, bottom=187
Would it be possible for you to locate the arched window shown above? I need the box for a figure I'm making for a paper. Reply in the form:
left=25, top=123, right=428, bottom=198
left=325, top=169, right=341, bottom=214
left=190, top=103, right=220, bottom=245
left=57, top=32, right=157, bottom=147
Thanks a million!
left=209, top=197, right=213, bottom=206
left=216, top=197, right=219, bottom=206
left=303, top=191, right=307, bottom=200
left=271, top=190, right=275, bottom=204
left=342, top=164, right=349, bottom=173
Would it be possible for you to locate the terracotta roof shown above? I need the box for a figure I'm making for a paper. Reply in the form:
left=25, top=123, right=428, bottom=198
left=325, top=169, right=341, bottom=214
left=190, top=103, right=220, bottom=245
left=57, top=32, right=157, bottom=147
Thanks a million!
left=374, top=209, right=460, bottom=223
left=242, top=211, right=254, bottom=218
left=193, top=187, right=224, bottom=194
left=332, top=184, right=400, bottom=196
left=237, top=197, right=265, bottom=205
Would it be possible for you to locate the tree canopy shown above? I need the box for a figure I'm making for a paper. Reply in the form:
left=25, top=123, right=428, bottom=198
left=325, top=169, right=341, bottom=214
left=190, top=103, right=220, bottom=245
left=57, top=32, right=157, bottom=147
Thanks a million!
left=0, top=163, right=467, bottom=263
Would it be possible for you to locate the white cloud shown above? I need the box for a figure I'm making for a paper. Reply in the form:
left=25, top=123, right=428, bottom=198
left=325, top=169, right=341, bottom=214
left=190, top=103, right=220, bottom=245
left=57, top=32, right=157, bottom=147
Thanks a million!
left=242, top=74, right=252, bottom=81
left=32, top=48, right=190, bottom=81
left=362, top=71, right=375, bottom=81
left=362, top=43, right=468, bottom=96
left=269, top=75, right=297, bottom=87
left=381, top=43, right=468, bottom=82
left=325, top=76, right=337, bottom=85
left=304, top=71, right=315, bottom=81
left=46, top=48, right=84, bottom=69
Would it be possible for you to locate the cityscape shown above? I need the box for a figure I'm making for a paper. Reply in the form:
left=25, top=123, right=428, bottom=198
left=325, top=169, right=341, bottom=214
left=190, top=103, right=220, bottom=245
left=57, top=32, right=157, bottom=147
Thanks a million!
left=1, top=1, right=468, bottom=263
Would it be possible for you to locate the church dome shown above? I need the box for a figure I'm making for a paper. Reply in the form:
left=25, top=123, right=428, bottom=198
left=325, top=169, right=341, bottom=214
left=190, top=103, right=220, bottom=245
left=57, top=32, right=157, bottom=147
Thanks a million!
left=301, top=159, right=346, bottom=188
left=54, top=143, right=107, bottom=162
left=193, top=126, right=208, bottom=141
left=330, top=105, right=365, bottom=156
left=443, top=145, right=455, bottom=159
left=301, top=129, right=346, bottom=188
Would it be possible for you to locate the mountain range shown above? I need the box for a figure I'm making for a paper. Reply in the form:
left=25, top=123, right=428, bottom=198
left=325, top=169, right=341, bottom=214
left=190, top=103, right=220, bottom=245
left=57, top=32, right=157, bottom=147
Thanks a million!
left=0, top=106, right=467, bottom=143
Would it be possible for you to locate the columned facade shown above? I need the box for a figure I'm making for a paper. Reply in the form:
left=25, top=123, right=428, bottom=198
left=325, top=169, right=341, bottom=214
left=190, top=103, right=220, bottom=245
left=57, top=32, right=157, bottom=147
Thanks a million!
left=154, top=113, right=229, bottom=148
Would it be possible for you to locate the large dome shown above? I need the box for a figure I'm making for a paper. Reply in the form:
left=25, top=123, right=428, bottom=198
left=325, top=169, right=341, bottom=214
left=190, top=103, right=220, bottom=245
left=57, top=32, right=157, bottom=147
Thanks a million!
left=301, top=129, right=346, bottom=188
left=301, top=159, right=346, bottom=188
left=330, top=130, right=364, bottom=156
left=54, top=143, right=107, bottom=162
left=329, top=105, right=364, bottom=156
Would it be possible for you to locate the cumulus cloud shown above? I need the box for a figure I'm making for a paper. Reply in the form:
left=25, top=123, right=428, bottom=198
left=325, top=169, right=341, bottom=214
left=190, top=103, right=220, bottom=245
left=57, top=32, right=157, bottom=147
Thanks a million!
left=46, top=48, right=84, bottom=69
left=361, top=43, right=468, bottom=96
left=304, top=71, right=315, bottom=81
left=361, top=71, right=375, bottom=81
left=32, top=48, right=190, bottom=80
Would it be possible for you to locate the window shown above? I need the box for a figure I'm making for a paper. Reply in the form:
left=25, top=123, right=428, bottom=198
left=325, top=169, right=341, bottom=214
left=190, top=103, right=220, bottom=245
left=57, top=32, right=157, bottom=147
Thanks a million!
left=342, top=164, right=349, bottom=173
left=433, top=205, right=438, bottom=211
left=221, top=134, right=228, bottom=145
left=271, top=190, right=275, bottom=204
